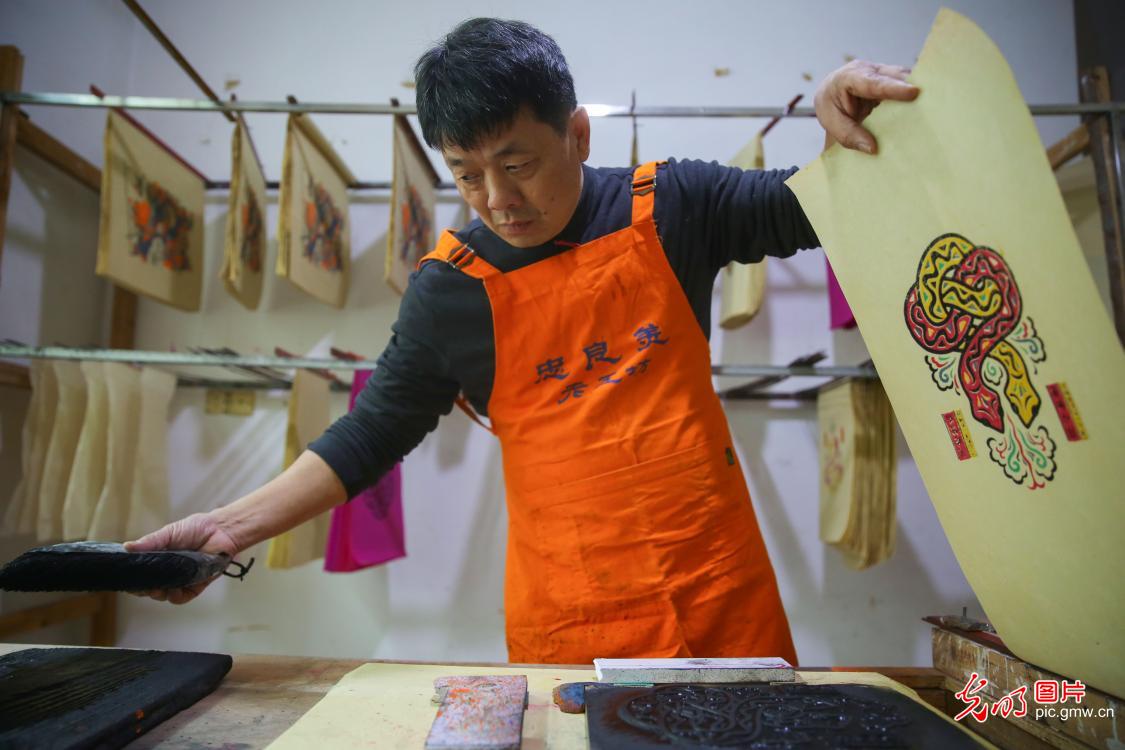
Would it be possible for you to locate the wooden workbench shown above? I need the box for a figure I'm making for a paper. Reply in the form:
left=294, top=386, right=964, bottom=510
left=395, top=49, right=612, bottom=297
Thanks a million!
left=0, top=644, right=967, bottom=748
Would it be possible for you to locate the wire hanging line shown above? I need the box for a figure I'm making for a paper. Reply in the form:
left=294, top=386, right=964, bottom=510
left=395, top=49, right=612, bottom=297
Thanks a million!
left=2, top=92, right=1121, bottom=118
left=0, top=344, right=880, bottom=381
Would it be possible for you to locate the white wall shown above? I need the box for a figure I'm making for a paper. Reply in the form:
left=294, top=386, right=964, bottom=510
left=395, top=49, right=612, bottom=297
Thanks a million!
left=0, top=0, right=1081, bottom=666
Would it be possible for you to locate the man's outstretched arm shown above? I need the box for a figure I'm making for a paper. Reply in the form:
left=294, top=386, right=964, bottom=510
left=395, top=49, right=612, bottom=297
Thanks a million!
left=124, top=450, right=346, bottom=604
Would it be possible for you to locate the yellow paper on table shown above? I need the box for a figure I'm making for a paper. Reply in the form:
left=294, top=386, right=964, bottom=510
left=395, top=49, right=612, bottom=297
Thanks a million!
left=222, top=118, right=267, bottom=310
left=267, top=663, right=989, bottom=749
left=787, top=8, right=1125, bottom=698
left=276, top=114, right=352, bottom=307
left=720, top=133, right=768, bottom=328
left=385, top=116, right=437, bottom=295
left=266, top=370, right=333, bottom=568
left=96, top=111, right=204, bottom=310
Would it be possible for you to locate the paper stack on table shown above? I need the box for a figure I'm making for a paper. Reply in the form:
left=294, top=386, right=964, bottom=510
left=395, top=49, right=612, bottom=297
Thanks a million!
left=817, top=378, right=897, bottom=569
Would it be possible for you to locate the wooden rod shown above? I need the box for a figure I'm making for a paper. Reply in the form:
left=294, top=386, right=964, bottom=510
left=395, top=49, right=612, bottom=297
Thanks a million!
left=1081, top=66, right=1125, bottom=345
left=120, top=0, right=235, bottom=122
left=16, top=114, right=101, bottom=192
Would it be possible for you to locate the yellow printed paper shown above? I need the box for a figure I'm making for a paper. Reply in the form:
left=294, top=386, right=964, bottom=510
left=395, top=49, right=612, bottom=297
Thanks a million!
left=719, top=133, right=768, bottom=328
left=385, top=116, right=437, bottom=295
left=787, top=9, right=1125, bottom=697
left=276, top=115, right=352, bottom=307
left=222, top=118, right=267, bottom=309
left=96, top=111, right=204, bottom=310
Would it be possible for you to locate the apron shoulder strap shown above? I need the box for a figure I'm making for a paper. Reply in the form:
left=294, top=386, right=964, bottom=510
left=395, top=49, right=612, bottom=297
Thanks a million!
left=417, top=230, right=501, bottom=280
left=416, top=230, right=499, bottom=434
left=630, top=160, right=666, bottom=224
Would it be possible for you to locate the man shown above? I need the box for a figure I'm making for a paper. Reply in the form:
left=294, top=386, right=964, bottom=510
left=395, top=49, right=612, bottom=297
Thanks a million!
left=128, top=19, right=917, bottom=665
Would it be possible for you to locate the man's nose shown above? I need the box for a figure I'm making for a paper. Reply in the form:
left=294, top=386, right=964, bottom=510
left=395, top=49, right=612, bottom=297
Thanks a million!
left=485, top=174, right=523, bottom=213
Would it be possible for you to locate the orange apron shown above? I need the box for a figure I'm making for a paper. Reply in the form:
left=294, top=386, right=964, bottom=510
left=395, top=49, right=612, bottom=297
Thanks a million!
left=420, top=162, right=796, bottom=665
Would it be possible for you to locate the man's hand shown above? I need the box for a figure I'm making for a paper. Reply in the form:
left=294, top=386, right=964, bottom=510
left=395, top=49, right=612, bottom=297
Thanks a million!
left=815, top=60, right=920, bottom=154
left=124, top=512, right=242, bottom=605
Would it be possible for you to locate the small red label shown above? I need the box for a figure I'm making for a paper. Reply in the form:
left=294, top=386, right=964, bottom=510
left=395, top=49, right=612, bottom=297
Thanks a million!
left=1047, top=383, right=1087, bottom=442
left=943, top=411, right=973, bottom=461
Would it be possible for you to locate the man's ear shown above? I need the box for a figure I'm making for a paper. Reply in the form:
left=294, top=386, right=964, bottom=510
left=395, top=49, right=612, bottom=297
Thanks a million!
left=571, top=107, right=591, bottom=162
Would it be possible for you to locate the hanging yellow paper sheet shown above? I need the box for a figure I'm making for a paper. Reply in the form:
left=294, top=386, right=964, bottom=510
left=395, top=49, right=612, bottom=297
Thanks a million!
left=818, top=379, right=897, bottom=570
left=222, top=118, right=267, bottom=310
left=385, top=116, right=437, bottom=295
left=96, top=111, right=205, bottom=310
left=266, top=370, right=333, bottom=568
left=787, top=9, right=1125, bottom=697
left=277, top=114, right=353, bottom=308
left=719, top=133, right=768, bottom=328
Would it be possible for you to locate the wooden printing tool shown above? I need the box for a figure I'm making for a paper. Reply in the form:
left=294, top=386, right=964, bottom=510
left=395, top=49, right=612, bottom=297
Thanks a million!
left=0, top=542, right=254, bottom=592
left=0, top=647, right=232, bottom=748
left=594, top=656, right=796, bottom=684
left=425, top=675, right=528, bottom=750
left=583, top=682, right=986, bottom=749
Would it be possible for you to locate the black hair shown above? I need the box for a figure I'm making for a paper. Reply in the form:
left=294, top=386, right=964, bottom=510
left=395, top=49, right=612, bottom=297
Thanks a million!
left=414, top=18, right=577, bottom=150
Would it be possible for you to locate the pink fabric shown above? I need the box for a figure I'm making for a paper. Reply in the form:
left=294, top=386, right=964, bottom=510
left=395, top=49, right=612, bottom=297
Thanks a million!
left=826, top=258, right=857, bottom=330
left=324, top=370, right=406, bottom=572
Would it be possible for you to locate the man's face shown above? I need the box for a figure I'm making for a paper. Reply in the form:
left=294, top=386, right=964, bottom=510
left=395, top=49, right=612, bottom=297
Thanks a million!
left=442, top=107, right=591, bottom=248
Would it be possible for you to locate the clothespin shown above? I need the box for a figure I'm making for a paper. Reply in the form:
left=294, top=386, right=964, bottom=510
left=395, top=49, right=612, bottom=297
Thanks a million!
left=274, top=346, right=346, bottom=385
left=190, top=346, right=289, bottom=386
left=329, top=346, right=364, bottom=362
left=90, top=84, right=209, bottom=182
left=759, top=93, right=804, bottom=139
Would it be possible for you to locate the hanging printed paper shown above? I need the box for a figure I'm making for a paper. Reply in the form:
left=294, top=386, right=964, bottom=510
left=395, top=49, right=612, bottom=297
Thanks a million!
left=277, top=114, right=353, bottom=307
left=817, top=379, right=896, bottom=569
left=719, top=133, right=767, bottom=329
left=96, top=111, right=204, bottom=310
left=385, top=116, right=438, bottom=294
left=787, top=9, right=1125, bottom=697
left=222, top=118, right=267, bottom=309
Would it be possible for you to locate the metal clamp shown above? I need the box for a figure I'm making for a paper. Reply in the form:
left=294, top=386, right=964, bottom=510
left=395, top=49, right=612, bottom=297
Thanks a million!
left=221, top=557, right=255, bottom=581
left=446, top=244, right=477, bottom=270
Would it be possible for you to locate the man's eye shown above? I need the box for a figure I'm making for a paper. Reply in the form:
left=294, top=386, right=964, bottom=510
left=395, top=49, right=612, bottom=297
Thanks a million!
left=506, top=161, right=532, bottom=173
left=459, top=174, right=480, bottom=184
